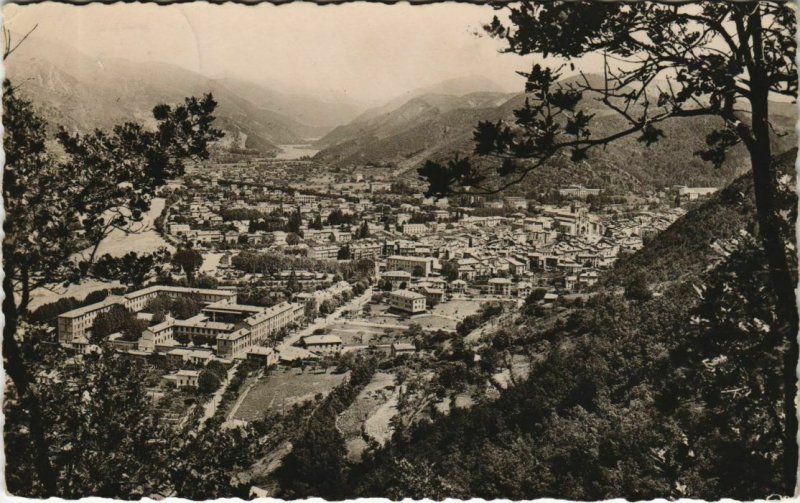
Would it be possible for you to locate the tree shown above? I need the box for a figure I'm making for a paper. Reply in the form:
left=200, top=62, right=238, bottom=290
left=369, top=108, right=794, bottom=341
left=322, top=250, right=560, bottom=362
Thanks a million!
left=624, top=272, right=653, bottom=303
left=286, top=232, right=302, bottom=246
left=319, top=299, right=336, bottom=316
left=411, top=265, right=425, bottom=278
left=3, top=31, right=223, bottom=491
left=92, top=249, right=172, bottom=288
left=84, top=289, right=111, bottom=305
left=194, top=273, right=219, bottom=289
left=286, top=207, right=303, bottom=235
left=287, top=269, right=301, bottom=293
left=327, top=208, right=354, bottom=226
left=172, top=246, right=204, bottom=283
left=337, top=246, right=351, bottom=260
left=309, top=214, right=324, bottom=230
left=90, top=304, right=147, bottom=343
left=91, top=305, right=130, bottom=343
left=416, top=3, right=798, bottom=489
left=171, top=296, right=202, bottom=319
left=441, top=260, right=460, bottom=282
left=198, top=369, right=222, bottom=394
left=355, top=220, right=371, bottom=240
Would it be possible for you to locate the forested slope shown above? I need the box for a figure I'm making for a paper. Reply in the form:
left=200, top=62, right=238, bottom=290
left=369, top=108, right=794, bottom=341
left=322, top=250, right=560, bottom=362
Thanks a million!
left=343, top=149, right=797, bottom=500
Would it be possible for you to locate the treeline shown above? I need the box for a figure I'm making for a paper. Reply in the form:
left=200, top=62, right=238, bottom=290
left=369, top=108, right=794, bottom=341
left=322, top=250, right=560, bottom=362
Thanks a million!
left=219, top=208, right=288, bottom=232
left=275, top=354, right=378, bottom=499
left=455, top=302, right=505, bottom=337
left=29, top=288, right=126, bottom=327
left=231, top=251, right=375, bottom=282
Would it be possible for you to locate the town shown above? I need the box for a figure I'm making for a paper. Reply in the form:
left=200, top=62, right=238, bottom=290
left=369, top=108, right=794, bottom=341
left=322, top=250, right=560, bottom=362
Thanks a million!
left=47, top=153, right=718, bottom=450
left=5, top=0, right=796, bottom=499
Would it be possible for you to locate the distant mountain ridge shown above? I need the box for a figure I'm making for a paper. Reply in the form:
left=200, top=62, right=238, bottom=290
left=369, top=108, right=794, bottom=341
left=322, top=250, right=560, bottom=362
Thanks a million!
left=5, top=35, right=364, bottom=153
left=316, top=91, right=514, bottom=150
left=314, top=76, right=797, bottom=193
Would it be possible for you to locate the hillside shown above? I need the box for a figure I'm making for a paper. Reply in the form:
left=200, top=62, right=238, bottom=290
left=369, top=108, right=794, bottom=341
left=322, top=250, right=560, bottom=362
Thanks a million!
left=315, top=92, right=514, bottom=152
left=338, top=75, right=511, bottom=128
left=344, top=148, right=797, bottom=501
left=4, top=35, right=343, bottom=153
left=315, top=76, right=796, bottom=192
left=605, top=148, right=797, bottom=290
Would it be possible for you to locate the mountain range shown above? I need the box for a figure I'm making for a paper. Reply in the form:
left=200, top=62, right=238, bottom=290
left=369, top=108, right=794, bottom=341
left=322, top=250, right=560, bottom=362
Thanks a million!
left=9, top=33, right=796, bottom=193
left=7, top=34, right=515, bottom=158
left=5, top=35, right=367, bottom=153
left=313, top=76, right=797, bottom=192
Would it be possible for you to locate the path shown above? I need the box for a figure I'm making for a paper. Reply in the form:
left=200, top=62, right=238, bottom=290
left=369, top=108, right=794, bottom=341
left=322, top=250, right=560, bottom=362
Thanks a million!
left=197, top=362, right=240, bottom=429
left=225, top=373, right=261, bottom=422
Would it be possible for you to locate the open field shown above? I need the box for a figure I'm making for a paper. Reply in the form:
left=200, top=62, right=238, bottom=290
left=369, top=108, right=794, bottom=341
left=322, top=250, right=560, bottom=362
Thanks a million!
left=411, top=314, right=459, bottom=331
left=93, top=198, right=174, bottom=257
left=360, top=303, right=407, bottom=325
left=232, top=366, right=348, bottom=421
left=200, top=252, right=225, bottom=273
left=430, top=298, right=484, bottom=319
left=363, top=395, right=398, bottom=445
left=327, top=321, right=402, bottom=346
left=29, top=279, right=124, bottom=311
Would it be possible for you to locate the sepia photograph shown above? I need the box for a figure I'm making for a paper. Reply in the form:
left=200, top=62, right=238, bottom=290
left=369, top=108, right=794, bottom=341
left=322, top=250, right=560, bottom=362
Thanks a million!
left=2, top=1, right=798, bottom=500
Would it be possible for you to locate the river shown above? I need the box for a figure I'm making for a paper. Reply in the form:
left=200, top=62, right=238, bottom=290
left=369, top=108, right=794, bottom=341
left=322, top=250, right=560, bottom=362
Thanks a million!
left=274, top=144, right=320, bottom=160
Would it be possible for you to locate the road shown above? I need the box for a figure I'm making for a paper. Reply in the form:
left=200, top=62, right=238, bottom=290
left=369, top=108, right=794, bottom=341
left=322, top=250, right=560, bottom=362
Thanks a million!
left=277, top=289, right=373, bottom=352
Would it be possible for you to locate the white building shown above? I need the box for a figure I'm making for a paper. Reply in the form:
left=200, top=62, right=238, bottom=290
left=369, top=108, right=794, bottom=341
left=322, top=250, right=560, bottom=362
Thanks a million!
left=388, top=289, right=427, bottom=314
left=386, top=255, right=434, bottom=277
left=302, top=334, right=343, bottom=355
left=488, top=277, right=513, bottom=296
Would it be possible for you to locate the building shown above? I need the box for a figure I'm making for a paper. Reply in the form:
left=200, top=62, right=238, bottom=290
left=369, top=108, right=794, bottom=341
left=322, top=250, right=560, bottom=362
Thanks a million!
left=166, top=348, right=215, bottom=366
left=369, top=182, right=392, bottom=193
left=246, top=346, right=279, bottom=366
left=390, top=342, right=416, bottom=357
left=506, top=257, right=528, bottom=276
left=58, top=286, right=236, bottom=344
left=558, top=185, right=602, bottom=198
left=402, top=223, right=428, bottom=236
left=544, top=206, right=604, bottom=237
left=386, top=255, right=433, bottom=277
left=417, top=285, right=445, bottom=305
left=308, top=243, right=340, bottom=260
left=488, top=277, right=513, bottom=296
left=302, top=334, right=343, bottom=355
left=388, top=289, right=427, bottom=314
left=349, top=240, right=383, bottom=260
left=678, top=186, right=718, bottom=200
left=169, top=223, right=191, bottom=235
left=381, top=270, right=412, bottom=290
left=504, top=196, right=528, bottom=210
left=193, top=230, right=223, bottom=244
left=216, top=302, right=305, bottom=359
left=450, top=279, right=468, bottom=293
left=162, top=369, right=201, bottom=388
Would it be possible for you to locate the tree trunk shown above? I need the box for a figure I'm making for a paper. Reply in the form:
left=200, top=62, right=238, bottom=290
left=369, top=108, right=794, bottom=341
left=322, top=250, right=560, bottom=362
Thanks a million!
left=3, top=274, right=58, bottom=495
left=749, top=71, right=798, bottom=496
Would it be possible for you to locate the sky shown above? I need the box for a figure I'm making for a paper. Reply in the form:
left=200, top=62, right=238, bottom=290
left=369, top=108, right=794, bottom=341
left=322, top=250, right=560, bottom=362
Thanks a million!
left=3, top=2, right=541, bottom=104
